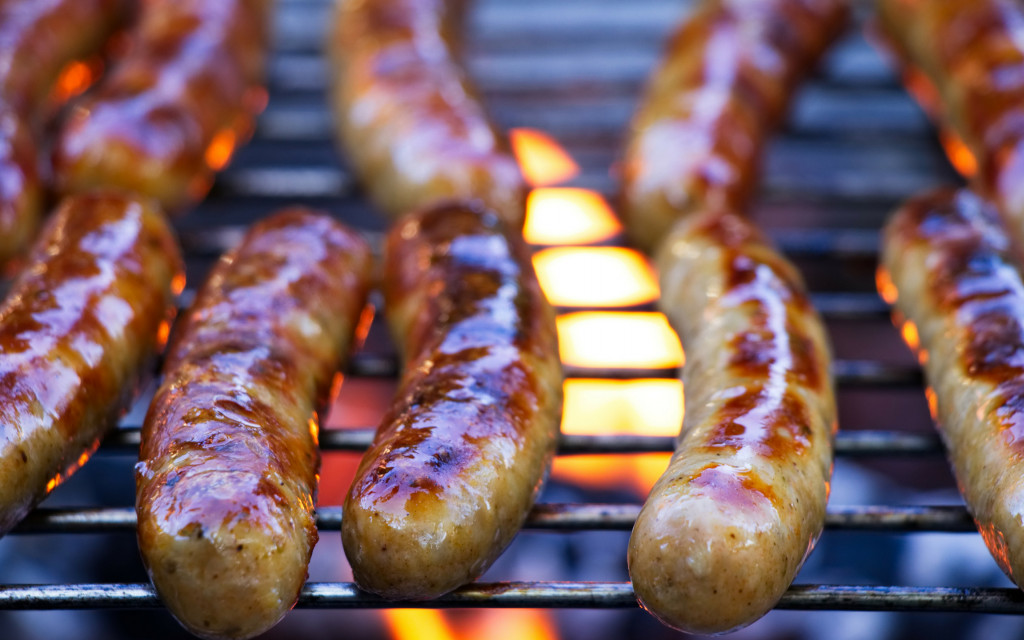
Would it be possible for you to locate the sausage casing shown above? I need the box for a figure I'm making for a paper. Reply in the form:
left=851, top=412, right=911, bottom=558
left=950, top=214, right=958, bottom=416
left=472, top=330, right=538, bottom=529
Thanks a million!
left=53, top=0, right=271, bottom=213
left=329, top=0, right=526, bottom=228
left=620, top=0, right=847, bottom=253
left=880, top=188, right=1024, bottom=588
left=874, top=0, right=1024, bottom=253
left=0, top=192, right=181, bottom=535
left=628, top=210, right=836, bottom=634
left=136, top=209, right=372, bottom=640
left=342, top=201, right=561, bottom=599
left=0, top=0, right=124, bottom=263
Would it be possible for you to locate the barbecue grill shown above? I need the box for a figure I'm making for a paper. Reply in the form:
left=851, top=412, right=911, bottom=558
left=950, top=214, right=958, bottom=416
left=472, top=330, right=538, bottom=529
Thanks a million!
left=2, top=0, right=1020, bottom=637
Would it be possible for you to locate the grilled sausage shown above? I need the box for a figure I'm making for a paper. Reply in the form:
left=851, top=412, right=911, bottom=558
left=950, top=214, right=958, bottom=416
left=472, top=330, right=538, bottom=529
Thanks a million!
left=0, top=0, right=124, bottom=263
left=620, top=0, right=847, bottom=253
left=874, top=0, right=1024, bottom=254
left=329, top=0, right=526, bottom=228
left=0, top=192, right=181, bottom=535
left=880, top=188, right=1024, bottom=590
left=628, top=209, right=836, bottom=634
left=342, top=201, right=561, bottom=600
left=136, top=209, right=372, bottom=640
left=53, top=0, right=271, bottom=214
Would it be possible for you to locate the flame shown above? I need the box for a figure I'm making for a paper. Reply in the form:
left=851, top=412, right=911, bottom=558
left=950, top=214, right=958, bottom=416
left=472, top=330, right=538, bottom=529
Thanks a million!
left=532, top=247, right=659, bottom=307
left=510, top=128, right=579, bottom=187
left=900, top=319, right=920, bottom=351
left=171, top=272, right=187, bottom=296
left=463, top=609, right=558, bottom=640
left=524, top=188, right=622, bottom=245
left=308, top=411, right=320, bottom=446
left=383, top=611, right=458, bottom=640
left=903, top=67, right=942, bottom=120
left=556, top=312, right=684, bottom=369
left=156, top=320, right=171, bottom=349
left=939, top=128, right=978, bottom=178
left=51, top=58, right=102, bottom=103
left=205, top=128, right=238, bottom=171
left=553, top=379, right=681, bottom=494
left=876, top=268, right=898, bottom=304
left=925, top=386, right=939, bottom=421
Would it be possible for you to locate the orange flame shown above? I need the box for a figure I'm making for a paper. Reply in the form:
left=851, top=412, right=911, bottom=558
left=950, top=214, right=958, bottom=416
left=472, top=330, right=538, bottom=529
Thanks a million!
left=533, top=247, right=659, bottom=307
left=925, top=386, right=939, bottom=421
left=876, top=268, right=898, bottom=305
left=903, top=67, right=943, bottom=120
left=553, top=379, right=681, bottom=494
left=383, top=611, right=458, bottom=640
left=556, top=312, right=684, bottom=369
left=939, top=128, right=978, bottom=178
left=205, top=128, right=238, bottom=171
left=900, top=319, right=920, bottom=351
left=510, top=128, right=580, bottom=187
left=524, top=188, right=622, bottom=245
left=51, top=58, right=102, bottom=103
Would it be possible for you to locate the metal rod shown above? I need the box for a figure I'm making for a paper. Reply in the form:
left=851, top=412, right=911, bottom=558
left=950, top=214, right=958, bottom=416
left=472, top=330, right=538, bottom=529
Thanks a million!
left=2, top=582, right=1022, bottom=613
left=100, top=428, right=943, bottom=455
left=13, top=504, right=974, bottom=535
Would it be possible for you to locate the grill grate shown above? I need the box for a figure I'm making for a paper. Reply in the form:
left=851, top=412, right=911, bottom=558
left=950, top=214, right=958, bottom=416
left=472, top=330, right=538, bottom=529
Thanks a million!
left=1, top=0, right=1014, bottom=630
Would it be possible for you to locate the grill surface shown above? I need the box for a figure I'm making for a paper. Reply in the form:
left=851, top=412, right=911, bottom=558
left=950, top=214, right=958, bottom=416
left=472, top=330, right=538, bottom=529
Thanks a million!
left=0, top=0, right=1016, bottom=636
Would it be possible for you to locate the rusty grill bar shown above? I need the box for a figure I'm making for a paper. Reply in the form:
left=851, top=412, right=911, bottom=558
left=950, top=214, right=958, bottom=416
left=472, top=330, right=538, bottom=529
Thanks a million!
left=0, top=0, right=1013, bottom=626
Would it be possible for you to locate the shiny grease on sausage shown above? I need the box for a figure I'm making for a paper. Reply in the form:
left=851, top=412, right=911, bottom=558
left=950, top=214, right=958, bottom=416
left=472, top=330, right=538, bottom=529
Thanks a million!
left=0, top=0, right=125, bottom=263
left=880, top=188, right=1024, bottom=588
left=136, top=209, right=372, bottom=640
left=342, top=201, right=561, bottom=600
left=628, top=210, right=836, bottom=634
left=874, top=0, right=1024, bottom=253
left=620, top=0, right=847, bottom=253
left=329, top=0, right=526, bottom=228
left=53, top=0, right=271, bottom=214
left=0, top=192, right=181, bottom=535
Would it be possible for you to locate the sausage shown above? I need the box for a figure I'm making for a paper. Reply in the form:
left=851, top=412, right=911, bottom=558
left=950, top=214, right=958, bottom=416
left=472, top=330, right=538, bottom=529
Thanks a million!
left=0, top=191, right=181, bottom=535
left=880, top=187, right=1024, bottom=590
left=874, top=0, right=1024, bottom=254
left=136, top=209, right=372, bottom=640
left=620, top=0, right=847, bottom=254
left=0, top=0, right=125, bottom=263
left=53, top=0, right=271, bottom=214
left=628, top=209, right=836, bottom=634
left=342, top=201, right=561, bottom=599
left=328, top=0, right=526, bottom=228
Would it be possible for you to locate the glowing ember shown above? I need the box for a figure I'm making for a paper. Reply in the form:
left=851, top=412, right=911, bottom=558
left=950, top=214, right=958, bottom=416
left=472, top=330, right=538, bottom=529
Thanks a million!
left=510, top=128, right=579, bottom=187
left=204, top=128, right=238, bottom=171
left=556, top=312, right=684, bottom=369
left=524, top=188, right=622, bottom=246
left=939, top=128, right=978, bottom=178
left=533, top=247, right=659, bottom=307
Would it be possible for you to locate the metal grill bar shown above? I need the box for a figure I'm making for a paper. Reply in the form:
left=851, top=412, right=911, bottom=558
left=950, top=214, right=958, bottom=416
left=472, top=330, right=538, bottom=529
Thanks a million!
left=100, top=428, right=943, bottom=455
left=11, top=504, right=976, bottom=535
left=3, top=582, right=1023, bottom=613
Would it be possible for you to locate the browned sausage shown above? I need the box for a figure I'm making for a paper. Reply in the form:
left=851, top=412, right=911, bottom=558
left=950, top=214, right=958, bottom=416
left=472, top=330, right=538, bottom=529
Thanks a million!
left=136, top=209, right=372, bottom=640
left=0, top=191, right=181, bottom=535
left=0, top=0, right=125, bottom=263
left=342, top=201, right=561, bottom=599
left=620, top=0, right=847, bottom=253
left=53, top=0, right=271, bottom=214
left=628, top=209, right=836, bottom=633
left=328, top=0, right=526, bottom=228
left=874, top=0, right=1024, bottom=255
left=880, top=187, right=1024, bottom=590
